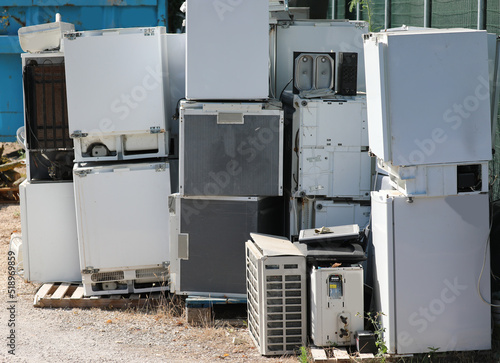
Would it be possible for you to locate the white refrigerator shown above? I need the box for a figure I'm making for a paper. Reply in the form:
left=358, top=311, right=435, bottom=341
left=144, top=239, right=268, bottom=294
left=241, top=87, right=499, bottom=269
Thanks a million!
left=371, top=190, right=491, bottom=354
left=20, top=181, right=81, bottom=282
left=73, top=161, right=171, bottom=295
left=63, top=27, right=170, bottom=161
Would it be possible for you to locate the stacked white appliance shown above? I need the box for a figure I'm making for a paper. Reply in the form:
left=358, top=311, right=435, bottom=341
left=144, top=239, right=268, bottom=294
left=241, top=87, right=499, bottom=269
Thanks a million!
left=18, top=20, right=82, bottom=283
left=276, top=20, right=373, bottom=239
left=168, top=0, right=284, bottom=297
left=63, top=27, right=173, bottom=296
left=364, top=28, right=494, bottom=354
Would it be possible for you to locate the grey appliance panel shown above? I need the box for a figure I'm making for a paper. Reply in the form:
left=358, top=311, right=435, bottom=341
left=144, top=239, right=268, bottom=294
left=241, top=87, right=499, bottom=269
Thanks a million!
left=180, top=197, right=283, bottom=294
left=183, top=114, right=281, bottom=196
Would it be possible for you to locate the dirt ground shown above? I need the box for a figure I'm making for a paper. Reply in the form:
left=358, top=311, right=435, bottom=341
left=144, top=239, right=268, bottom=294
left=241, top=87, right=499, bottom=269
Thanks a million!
left=0, top=142, right=298, bottom=363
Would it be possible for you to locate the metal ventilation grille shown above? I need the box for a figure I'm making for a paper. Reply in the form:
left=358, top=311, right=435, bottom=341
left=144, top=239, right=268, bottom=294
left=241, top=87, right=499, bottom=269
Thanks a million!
left=182, top=113, right=282, bottom=196
left=91, top=271, right=124, bottom=282
left=264, top=270, right=304, bottom=353
left=246, top=246, right=260, bottom=348
left=135, top=268, right=169, bottom=279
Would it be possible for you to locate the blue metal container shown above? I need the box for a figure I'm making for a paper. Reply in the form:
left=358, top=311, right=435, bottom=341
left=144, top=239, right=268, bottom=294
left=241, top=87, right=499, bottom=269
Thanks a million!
left=0, top=0, right=168, bottom=142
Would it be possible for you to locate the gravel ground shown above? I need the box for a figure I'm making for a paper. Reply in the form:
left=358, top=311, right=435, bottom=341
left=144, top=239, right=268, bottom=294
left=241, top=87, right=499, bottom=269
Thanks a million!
left=0, top=143, right=298, bottom=363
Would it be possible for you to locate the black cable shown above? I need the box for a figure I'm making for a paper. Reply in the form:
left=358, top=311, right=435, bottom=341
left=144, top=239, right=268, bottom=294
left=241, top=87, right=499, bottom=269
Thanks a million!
left=279, top=78, right=293, bottom=100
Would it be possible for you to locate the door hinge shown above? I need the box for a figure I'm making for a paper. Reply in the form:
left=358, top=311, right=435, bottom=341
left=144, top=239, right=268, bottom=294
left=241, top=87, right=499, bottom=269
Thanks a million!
left=70, top=130, right=88, bottom=138
left=74, top=169, right=91, bottom=177
left=150, top=126, right=164, bottom=134
left=143, top=28, right=155, bottom=36
left=82, top=267, right=99, bottom=274
left=155, top=164, right=166, bottom=172
left=65, top=32, right=82, bottom=41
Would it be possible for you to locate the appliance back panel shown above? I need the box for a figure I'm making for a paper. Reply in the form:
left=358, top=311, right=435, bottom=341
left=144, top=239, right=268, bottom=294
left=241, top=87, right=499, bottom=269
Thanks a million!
left=24, top=62, right=71, bottom=150
left=183, top=113, right=281, bottom=196
left=180, top=197, right=284, bottom=294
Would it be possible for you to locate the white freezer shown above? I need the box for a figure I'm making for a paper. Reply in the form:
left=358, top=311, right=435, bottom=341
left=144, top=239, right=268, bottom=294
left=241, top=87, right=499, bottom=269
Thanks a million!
left=363, top=29, right=492, bottom=166
left=185, top=0, right=269, bottom=100
left=73, top=161, right=171, bottom=272
left=371, top=191, right=491, bottom=354
left=20, top=181, right=81, bottom=283
left=63, top=27, right=170, bottom=160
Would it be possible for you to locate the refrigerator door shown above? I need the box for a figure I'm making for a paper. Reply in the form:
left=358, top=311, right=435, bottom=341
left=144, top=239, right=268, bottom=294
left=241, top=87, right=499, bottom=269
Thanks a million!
left=185, top=0, right=269, bottom=100
left=74, top=161, right=171, bottom=271
left=372, top=191, right=491, bottom=354
left=64, top=27, right=168, bottom=135
left=20, top=181, right=81, bottom=282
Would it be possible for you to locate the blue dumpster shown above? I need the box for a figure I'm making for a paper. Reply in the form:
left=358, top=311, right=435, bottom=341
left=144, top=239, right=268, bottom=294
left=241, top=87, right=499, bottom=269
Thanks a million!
left=0, top=0, right=168, bottom=142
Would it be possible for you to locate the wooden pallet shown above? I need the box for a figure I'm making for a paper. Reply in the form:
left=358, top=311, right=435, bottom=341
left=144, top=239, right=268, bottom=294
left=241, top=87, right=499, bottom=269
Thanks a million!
left=33, top=283, right=168, bottom=309
left=310, top=347, right=376, bottom=362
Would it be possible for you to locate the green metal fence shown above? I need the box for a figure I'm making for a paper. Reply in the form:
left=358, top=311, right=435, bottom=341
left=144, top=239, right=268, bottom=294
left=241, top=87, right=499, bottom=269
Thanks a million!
left=329, top=0, right=496, bottom=31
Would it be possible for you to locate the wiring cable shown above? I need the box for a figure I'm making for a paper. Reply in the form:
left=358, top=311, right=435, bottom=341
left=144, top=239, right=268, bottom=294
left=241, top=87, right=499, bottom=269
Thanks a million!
left=477, top=209, right=500, bottom=307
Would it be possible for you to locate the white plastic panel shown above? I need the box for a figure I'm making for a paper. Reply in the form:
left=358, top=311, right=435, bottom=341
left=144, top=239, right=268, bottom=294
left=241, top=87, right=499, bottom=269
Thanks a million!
left=74, top=161, right=171, bottom=271
left=364, top=29, right=492, bottom=166
left=73, top=132, right=168, bottom=162
left=379, top=160, right=489, bottom=197
left=297, top=96, right=368, bottom=148
left=299, top=150, right=372, bottom=199
left=310, top=266, right=364, bottom=346
left=20, top=181, right=81, bottom=283
left=81, top=266, right=169, bottom=296
left=186, top=0, right=269, bottom=100
left=313, top=200, right=371, bottom=229
left=371, top=191, right=491, bottom=354
left=63, top=27, right=168, bottom=136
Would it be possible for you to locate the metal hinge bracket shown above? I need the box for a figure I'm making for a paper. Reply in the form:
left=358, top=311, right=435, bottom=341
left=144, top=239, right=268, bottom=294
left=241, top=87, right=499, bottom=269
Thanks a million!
left=65, top=32, right=82, bottom=40
left=82, top=267, right=99, bottom=274
left=74, top=169, right=91, bottom=177
left=143, top=28, right=155, bottom=36
left=150, top=126, right=164, bottom=134
left=155, top=164, right=166, bottom=172
left=70, top=130, right=88, bottom=138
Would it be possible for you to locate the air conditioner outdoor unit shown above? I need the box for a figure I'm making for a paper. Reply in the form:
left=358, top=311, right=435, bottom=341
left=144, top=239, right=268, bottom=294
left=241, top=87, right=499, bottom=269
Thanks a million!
left=246, top=233, right=307, bottom=356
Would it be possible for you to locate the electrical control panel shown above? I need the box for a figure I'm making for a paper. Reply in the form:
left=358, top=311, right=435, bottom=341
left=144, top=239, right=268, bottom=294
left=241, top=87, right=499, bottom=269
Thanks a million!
left=310, top=265, right=364, bottom=346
